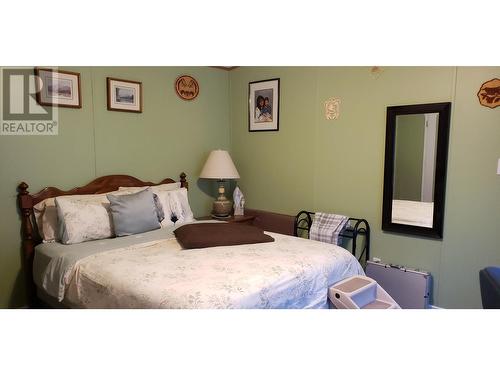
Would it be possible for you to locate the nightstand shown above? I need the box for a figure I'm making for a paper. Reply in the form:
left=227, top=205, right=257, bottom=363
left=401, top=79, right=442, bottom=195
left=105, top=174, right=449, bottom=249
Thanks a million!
left=196, top=215, right=255, bottom=224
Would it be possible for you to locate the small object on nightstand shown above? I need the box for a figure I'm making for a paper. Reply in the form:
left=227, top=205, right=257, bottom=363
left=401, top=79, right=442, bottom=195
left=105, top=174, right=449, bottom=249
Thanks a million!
left=233, top=186, right=245, bottom=216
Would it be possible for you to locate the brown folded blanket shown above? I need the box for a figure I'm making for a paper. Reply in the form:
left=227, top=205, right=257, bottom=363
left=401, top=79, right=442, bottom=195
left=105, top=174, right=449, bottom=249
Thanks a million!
left=173, top=223, right=275, bottom=249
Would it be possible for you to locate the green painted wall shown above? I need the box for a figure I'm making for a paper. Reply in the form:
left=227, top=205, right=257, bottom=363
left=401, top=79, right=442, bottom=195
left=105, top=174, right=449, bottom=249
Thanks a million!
left=394, top=114, right=425, bottom=201
left=0, top=66, right=230, bottom=307
left=229, top=66, right=500, bottom=308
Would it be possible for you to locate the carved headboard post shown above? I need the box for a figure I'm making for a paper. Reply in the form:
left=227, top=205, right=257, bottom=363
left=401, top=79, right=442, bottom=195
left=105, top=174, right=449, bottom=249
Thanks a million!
left=17, top=182, right=38, bottom=307
left=180, top=172, right=188, bottom=189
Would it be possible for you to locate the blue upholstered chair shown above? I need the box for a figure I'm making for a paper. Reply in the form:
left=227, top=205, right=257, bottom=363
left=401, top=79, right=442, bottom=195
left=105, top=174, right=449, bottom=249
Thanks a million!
left=479, top=267, right=500, bottom=309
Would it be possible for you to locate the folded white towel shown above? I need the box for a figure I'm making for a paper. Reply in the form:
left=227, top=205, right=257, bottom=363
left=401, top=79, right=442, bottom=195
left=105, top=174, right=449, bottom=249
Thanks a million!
left=309, top=212, right=348, bottom=245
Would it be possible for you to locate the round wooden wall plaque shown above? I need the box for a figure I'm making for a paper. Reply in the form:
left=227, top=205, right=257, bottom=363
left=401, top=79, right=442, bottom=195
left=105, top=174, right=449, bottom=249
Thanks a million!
left=175, top=75, right=199, bottom=100
left=477, top=78, right=500, bottom=109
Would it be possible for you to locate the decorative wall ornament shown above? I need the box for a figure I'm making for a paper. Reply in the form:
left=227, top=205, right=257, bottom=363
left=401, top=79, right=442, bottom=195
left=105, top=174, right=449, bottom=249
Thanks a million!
left=324, top=97, right=341, bottom=120
left=175, top=75, right=199, bottom=100
left=477, top=78, right=500, bottom=109
left=233, top=186, right=245, bottom=216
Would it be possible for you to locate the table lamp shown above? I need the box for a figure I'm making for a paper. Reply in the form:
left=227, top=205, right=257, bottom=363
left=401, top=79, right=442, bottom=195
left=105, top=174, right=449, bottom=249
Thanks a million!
left=199, top=150, right=240, bottom=218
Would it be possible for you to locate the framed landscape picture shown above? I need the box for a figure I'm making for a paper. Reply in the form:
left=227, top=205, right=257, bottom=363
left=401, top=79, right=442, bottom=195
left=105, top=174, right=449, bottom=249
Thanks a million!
left=34, top=68, right=81, bottom=108
left=248, top=78, right=280, bottom=132
left=107, top=77, right=142, bottom=113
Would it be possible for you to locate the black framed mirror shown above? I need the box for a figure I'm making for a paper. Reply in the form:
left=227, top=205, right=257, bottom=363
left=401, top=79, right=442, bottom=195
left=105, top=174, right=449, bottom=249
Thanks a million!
left=382, top=102, right=451, bottom=238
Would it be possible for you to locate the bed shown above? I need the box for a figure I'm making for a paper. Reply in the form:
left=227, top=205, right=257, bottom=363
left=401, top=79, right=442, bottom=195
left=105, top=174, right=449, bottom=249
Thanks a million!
left=17, top=173, right=363, bottom=308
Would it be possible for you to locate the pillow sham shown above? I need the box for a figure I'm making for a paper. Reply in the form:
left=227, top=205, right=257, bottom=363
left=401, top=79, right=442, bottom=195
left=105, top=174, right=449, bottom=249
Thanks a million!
left=33, top=198, right=58, bottom=243
left=170, top=188, right=194, bottom=222
left=154, top=188, right=194, bottom=227
left=174, top=223, right=274, bottom=249
left=107, top=188, right=161, bottom=237
left=55, top=194, right=114, bottom=244
left=154, top=190, right=180, bottom=226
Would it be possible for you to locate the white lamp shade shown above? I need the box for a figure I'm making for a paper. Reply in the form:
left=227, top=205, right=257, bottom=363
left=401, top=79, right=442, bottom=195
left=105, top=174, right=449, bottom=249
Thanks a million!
left=199, top=150, right=240, bottom=179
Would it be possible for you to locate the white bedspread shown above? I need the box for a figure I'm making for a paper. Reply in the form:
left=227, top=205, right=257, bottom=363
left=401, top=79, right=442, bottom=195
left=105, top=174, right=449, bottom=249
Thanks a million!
left=392, top=199, right=434, bottom=228
left=61, top=232, right=363, bottom=308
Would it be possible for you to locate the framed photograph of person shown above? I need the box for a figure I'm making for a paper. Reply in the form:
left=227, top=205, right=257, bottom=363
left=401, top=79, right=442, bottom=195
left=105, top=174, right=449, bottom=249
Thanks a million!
left=106, top=77, right=142, bottom=113
left=248, top=78, right=280, bottom=132
left=34, top=68, right=82, bottom=108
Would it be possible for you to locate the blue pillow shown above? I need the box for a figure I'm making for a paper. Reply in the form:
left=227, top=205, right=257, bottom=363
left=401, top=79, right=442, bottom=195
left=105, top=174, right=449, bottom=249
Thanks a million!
left=107, top=188, right=161, bottom=236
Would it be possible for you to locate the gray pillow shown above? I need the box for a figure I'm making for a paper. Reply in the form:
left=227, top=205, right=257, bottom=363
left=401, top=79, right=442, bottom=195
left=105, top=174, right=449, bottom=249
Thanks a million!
left=107, top=188, right=161, bottom=236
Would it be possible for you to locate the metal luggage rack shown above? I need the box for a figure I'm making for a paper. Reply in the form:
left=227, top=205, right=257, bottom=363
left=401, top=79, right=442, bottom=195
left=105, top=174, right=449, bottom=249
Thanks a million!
left=294, top=211, right=370, bottom=265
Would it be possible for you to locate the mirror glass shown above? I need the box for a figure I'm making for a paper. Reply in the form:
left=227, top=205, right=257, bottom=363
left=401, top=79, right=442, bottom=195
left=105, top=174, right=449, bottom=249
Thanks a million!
left=392, top=113, right=438, bottom=228
left=382, top=102, right=451, bottom=238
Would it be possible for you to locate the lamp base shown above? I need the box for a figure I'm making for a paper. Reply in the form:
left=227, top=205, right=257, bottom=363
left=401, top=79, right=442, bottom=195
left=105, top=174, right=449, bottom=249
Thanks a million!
left=211, top=213, right=231, bottom=220
left=212, top=198, right=232, bottom=217
left=211, top=180, right=233, bottom=217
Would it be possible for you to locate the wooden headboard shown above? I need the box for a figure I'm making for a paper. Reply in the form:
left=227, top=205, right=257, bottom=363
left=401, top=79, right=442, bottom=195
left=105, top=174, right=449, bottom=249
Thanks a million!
left=17, top=172, right=188, bottom=307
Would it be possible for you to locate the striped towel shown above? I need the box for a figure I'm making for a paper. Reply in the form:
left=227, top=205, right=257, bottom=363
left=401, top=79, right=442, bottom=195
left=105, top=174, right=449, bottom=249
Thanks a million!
left=309, top=212, right=349, bottom=245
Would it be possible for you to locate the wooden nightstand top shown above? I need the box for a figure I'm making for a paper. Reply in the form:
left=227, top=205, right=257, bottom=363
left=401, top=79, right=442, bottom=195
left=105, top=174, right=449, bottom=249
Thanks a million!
left=196, top=215, right=255, bottom=223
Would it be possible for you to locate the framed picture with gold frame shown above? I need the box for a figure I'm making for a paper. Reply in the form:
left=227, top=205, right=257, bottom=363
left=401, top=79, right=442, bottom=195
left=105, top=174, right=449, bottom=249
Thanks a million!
left=106, top=77, right=142, bottom=113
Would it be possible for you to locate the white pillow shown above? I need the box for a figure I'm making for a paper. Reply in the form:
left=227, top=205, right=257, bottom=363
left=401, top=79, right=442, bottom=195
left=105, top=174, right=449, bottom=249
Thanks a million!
left=171, top=188, right=194, bottom=222
left=154, top=188, right=194, bottom=227
left=154, top=190, right=181, bottom=227
left=33, top=190, right=120, bottom=243
left=33, top=198, right=58, bottom=243
left=55, top=194, right=114, bottom=244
